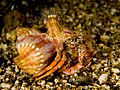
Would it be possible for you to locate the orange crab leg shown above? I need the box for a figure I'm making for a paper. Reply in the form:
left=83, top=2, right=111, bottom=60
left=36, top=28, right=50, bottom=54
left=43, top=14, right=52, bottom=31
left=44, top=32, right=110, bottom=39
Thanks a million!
left=35, top=52, right=66, bottom=81
left=57, top=56, right=70, bottom=73
left=33, top=51, right=61, bottom=78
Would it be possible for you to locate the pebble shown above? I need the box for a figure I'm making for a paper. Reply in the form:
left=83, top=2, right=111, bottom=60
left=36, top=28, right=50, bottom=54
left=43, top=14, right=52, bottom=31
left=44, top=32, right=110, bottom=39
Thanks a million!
left=91, top=63, right=102, bottom=70
left=104, top=64, right=108, bottom=67
left=112, top=73, right=119, bottom=81
left=104, top=67, right=108, bottom=71
left=54, top=78, right=59, bottom=84
left=72, top=85, right=76, bottom=88
left=62, top=80, right=67, bottom=83
left=103, top=53, right=108, bottom=56
left=46, top=84, right=50, bottom=89
left=0, top=83, right=12, bottom=89
left=92, top=72, right=98, bottom=78
left=47, top=82, right=53, bottom=86
left=21, top=86, right=29, bottom=90
left=101, top=84, right=110, bottom=90
left=40, top=80, right=46, bottom=86
left=118, top=58, right=120, bottom=62
left=1, top=43, right=7, bottom=50
left=7, top=60, right=11, bottom=64
left=11, top=86, right=17, bottom=90
left=22, top=81, right=28, bottom=87
left=98, top=73, right=108, bottom=84
left=66, top=83, right=71, bottom=87
left=6, top=67, right=13, bottom=74
left=15, top=80, right=19, bottom=85
left=15, top=66, right=19, bottom=73
left=5, top=78, right=9, bottom=82
left=100, top=35, right=110, bottom=43
left=111, top=68, right=120, bottom=73
left=116, top=80, right=120, bottom=86
left=93, top=58, right=97, bottom=62
left=74, top=73, right=78, bottom=76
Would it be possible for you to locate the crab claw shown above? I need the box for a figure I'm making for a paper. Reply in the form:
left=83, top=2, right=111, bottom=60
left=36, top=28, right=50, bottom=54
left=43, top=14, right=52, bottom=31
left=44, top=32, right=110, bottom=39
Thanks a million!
left=63, top=51, right=86, bottom=75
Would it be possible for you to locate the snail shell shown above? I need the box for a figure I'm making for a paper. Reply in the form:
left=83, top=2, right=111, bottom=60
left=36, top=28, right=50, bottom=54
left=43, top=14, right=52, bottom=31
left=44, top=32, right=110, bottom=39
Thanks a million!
left=14, top=27, right=56, bottom=75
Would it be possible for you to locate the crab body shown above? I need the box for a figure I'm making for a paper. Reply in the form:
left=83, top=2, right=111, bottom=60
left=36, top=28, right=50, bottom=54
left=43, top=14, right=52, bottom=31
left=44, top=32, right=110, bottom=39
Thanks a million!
left=14, top=14, right=94, bottom=81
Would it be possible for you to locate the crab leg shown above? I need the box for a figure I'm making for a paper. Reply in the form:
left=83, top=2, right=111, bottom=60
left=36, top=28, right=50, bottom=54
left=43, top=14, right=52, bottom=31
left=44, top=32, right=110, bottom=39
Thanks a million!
left=35, top=51, right=66, bottom=81
left=33, top=51, right=61, bottom=78
left=57, top=56, right=70, bottom=73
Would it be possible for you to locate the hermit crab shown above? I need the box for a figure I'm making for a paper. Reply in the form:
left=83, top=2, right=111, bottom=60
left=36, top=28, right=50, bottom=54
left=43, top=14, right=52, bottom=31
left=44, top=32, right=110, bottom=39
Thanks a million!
left=14, top=10, right=94, bottom=81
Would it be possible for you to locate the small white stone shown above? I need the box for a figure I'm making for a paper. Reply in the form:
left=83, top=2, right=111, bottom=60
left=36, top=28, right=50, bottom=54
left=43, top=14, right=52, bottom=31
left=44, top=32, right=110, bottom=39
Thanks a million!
left=22, top=81, right=27, bottom=86
left=5, top=78, right=9, bottom=82
left=72, top=78, right=75, bottom=82
left=11, top=86, right=17, bottom=90
left=15, top=80, right=19, bottom=85
left=104, top=67, right=108, bottom=71
left=40, top=80, right=46, bottom=86
left=62, top=80, right=67, bottom=83
left=92, top=72, right=98, bottom=78
left=54, top=78, right=59, bottom=84
left=118, top=58, right=120, bottom=62
left=104, top=63, right=108, bottom=67
left=47, top=82, right=53, bottom=85
left=0, top=83, right=12, bottom=89
left=111, top=68, right=120, bottom=73
left=98, top=73, right=108, bottom=84
left=6, top=67, right=11, bottom=71
left=15, top=66, right=19, bottom=73
left=101, top=84, right=110, bottom=90
left=46, top=84, right=50, bottom=89
left=67, top=83, right=71, bottom=87
left=116, top=74, right=119, bottom=80
left=74, top=73, right=78, bottom=76
left=93, top=58, right=97, bottom=62
left=116, top=80, right=120, bottom=86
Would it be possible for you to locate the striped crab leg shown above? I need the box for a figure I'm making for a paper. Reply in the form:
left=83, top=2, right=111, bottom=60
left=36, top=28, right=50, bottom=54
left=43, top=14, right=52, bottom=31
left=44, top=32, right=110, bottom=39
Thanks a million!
left=35, top=51, right=66, bottom=81
left=33, top=51, right=61, bottom=77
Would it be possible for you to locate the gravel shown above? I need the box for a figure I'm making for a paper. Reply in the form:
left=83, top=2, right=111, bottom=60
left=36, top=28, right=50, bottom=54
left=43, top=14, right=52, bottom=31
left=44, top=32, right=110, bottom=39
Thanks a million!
left=0, top=0, right=120, bottom=89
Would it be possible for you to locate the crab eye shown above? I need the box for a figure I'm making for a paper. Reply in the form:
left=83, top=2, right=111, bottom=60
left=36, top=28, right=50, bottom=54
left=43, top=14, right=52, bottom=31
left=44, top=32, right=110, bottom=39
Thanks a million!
left=66, top=37, right=72, bottom=42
